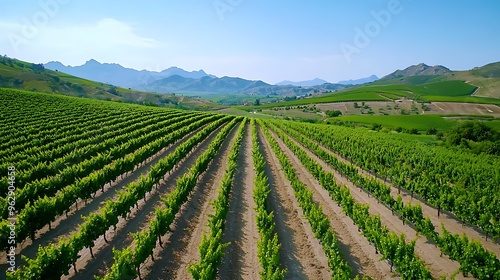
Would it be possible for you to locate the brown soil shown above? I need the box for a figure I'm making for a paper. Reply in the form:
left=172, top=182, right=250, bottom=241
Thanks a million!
left=218, top=124, right=260, bottom=280
left=258, top=126, right=331, bottom=280
left=278, top=128, right=470, bottom=279
left=309, top=132, right=500, bottom=258
left=268, top=129, right=395, bottom=280
left=315, top=101, right=500, bottom=117
left=428, top=102, right=500, bottom=117
left=140, top=123, right=239, bottom=280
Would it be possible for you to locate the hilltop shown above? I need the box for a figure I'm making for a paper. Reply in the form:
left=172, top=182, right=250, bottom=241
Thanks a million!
left=381, top=63, right=451, bottom=80
left=373, top=62, right=500, bottom=98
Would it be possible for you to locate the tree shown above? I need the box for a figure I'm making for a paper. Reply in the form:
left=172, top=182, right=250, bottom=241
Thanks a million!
left=325, top=110, right=342, bottom=117
left=254, top=99, right=260, bottom=106
left=108, top=86, right=118, bottom=95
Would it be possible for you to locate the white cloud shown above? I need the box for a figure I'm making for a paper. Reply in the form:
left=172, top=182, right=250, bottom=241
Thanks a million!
left=0, top=18, right=159, bottom=65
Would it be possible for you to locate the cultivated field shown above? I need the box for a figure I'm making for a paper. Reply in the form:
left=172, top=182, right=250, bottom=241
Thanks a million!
left=1, top=89, right=499, bottom=280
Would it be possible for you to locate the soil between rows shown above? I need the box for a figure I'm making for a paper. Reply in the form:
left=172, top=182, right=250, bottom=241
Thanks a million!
left=67, top=123, right=227, bottom=280
left=141, top=123, right=239, bottom=280
left=310, top=133, right=500, bottom=258
left=218, top=124, right=260, bottom=280
left=258, top=126, right=331, bottom=280
left=267, top=128, right=394, bottom=280
left=274, top=127, right=469, bottom=279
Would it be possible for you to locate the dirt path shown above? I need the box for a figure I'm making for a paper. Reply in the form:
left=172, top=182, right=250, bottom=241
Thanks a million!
left=142, top=124, right=239, bottom=280
left=67, top=124, right=227, bottom=280
left=277, top=128, right=468, bottom=279
left=218, top=124, right=260, bottom=280
left=300, top=130, right=500, bottom=258
left=258, top=126, right=331, bottom=280
left=268, top=129, right=395, bottom=280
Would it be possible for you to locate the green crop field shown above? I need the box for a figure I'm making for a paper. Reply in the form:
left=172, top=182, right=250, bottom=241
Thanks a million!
left=336, top=114, right=454, bottom=131
left=418, top=80, right=477, bottom=96
left=335, top=114, right=500, bottom=132
left=1, top=88, right=499, bottom=280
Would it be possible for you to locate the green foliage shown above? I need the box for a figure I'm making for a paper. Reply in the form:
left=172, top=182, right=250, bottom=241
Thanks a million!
left=264, top=120, right=431, bottom=279
left=188, top=119, right=247, bottom=279
left=0, top=111, right=221, bottom=251
left=447, top=121, right=499, bottom=145
left=337, top=114, right=456, bottom=132
left=273, top=120, right=500, bottom=279
left=446, top=121, right=500, bottom=155
left=325, top=110, right=342, bottom=117
left=259, top=120, right=352, bottom=279
left=250, top=120, right=287, bottom=279
left=7, top=100, right=235, bottom=279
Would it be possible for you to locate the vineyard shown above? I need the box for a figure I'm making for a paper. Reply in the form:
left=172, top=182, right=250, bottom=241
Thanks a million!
left=1, top=88, right=499, bottom=280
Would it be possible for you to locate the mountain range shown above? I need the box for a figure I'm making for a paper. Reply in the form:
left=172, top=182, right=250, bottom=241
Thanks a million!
left=2, top=55, right=499, bottom=108
left=42, top=59, right=500, bottom=99
left=337, top=75, right=379, bottom=85
left=45, top=59, right=214, bottom=89
left=276, top=78, right=329, bottom=87
left=44, top=60, right=351, bottom=96
left=381, top=63, right=451, bottom=80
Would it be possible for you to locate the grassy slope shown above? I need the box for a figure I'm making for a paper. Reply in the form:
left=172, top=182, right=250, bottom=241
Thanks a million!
left=0, top=57, right=221, bottom=110
left=335, top=114, right=500, bottom=132
left=372, top=62, right=500, bottom=98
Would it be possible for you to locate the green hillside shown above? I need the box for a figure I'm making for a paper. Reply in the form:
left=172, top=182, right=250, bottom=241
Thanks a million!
left=238, top=79, right=498, bottom=111
left=335, top=114, right=500, bottom=132
left=372, top=61, right=500, bottom=98
left=0, top=56, right=220, bottom=110
left=469, top=62, right=500, bottom=78
left=373, top=75, right=446, bottom=85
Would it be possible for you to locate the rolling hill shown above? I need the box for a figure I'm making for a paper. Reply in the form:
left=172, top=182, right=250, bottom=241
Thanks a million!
left=373, top=62, right=500, bottom=98
left=381, top=63, right=451, bottom=80
left=0, top=56, right=220, bottom=110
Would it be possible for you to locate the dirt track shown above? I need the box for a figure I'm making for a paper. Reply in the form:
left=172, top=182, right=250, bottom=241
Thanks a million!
left=219, top=124, right=260, bottom=280
left=268, top=129, right=395, bottom=280
left=141, top=123, right=239, bottom=280
left=258, top=126, right=331, bottom=280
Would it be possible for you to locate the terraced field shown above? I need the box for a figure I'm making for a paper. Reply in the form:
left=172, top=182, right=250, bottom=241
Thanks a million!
left=1, top=88, right=499, bottom=279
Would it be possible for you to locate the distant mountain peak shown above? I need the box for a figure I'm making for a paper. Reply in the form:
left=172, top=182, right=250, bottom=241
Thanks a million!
left=84, top=59, right=101, bottom=66
left=44, top=60, right=214, bottom=88
left=382, top=63, right=451, bottom=80
left=276, top=78, right=329, bottom=87
left=337, top=75, right=379, bottom=85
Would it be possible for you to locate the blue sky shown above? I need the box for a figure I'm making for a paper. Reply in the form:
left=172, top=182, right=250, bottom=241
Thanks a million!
left=1, top=0, right=499, bottom=84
